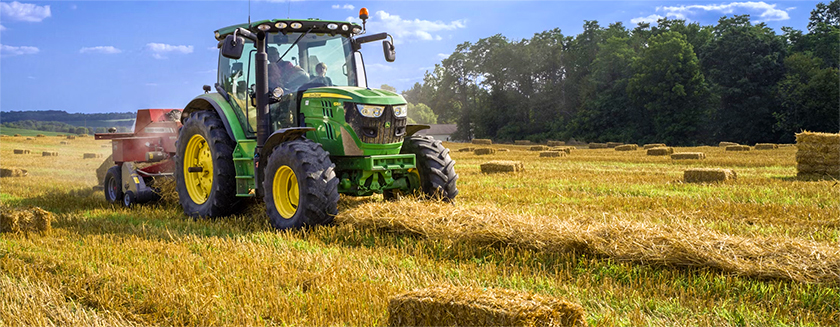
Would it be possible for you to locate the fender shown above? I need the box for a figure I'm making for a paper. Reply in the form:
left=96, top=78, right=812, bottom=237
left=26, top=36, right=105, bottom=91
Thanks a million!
left=258, top=127, right=316, bottom=174
left=405, top=124, right=430, bottom=137
left=181, top=93, right=249, bottom=142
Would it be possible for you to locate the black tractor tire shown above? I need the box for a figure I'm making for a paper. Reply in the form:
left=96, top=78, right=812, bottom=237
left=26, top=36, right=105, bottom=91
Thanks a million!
left=103, top=165, right=123, bottom=204
left=123, top=191, right=135, bottom=208
left=392, top=135, right=458, bottom=200
left=174, top=110, right=240, bottom=218
left=263, top=139, right=339, bottom=229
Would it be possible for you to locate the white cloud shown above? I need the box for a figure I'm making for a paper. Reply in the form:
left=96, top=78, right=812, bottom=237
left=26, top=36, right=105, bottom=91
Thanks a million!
left=333, top=4, right=354, bottom=10
left=1, top=44, right=39, bottom=56
left=80, top=46, right=122, bottom=54
left=332, top=4, right=340, bottom=9
left=356, top=11, right=465, bottom=43
left=657, top=1, right=790, bottom=21
left=0, top=1, right=51, bottom=22
left=631, top=14, right=665, bottom=25
left=437, top=53, right=448, bottom=59
left=145, top=43, right=193, bottom=59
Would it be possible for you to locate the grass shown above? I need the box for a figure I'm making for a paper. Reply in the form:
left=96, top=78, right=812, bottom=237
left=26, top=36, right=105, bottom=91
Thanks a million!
left=1, top=137, right=838, bottom=326
left=0, top=127, right=69, bottom=137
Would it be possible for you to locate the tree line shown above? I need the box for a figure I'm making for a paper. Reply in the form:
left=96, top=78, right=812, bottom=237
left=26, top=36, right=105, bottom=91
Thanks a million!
left=402, top=1, right=839, bottom=145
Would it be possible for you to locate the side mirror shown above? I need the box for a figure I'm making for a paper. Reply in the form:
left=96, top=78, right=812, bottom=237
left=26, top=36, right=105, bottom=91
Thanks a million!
left=221, top=34, right=244, bottom=60
left=383, top=40, right=395, bottom=62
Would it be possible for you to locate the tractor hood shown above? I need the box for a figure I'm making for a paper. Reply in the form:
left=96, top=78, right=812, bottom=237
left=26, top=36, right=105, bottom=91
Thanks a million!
left=302, top=86, right=406, bottom=106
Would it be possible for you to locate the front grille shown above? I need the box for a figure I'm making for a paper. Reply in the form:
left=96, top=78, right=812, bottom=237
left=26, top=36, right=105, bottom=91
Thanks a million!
left=344, top=103, right=407, bottom=144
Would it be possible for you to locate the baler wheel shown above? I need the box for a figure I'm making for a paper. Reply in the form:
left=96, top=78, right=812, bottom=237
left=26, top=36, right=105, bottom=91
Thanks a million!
left=103, top=165, right=123, bottom=204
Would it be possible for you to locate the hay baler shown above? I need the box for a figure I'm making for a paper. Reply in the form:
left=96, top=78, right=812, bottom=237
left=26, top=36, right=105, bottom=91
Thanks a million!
left=95, top=109, right=182, bottom=207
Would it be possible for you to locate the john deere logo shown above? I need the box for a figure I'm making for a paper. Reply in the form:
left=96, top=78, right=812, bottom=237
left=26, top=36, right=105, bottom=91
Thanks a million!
left=384, top=122, right=391, bottom=128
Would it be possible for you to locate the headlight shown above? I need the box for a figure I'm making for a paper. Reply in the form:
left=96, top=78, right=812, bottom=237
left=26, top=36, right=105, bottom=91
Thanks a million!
left=271, top=87, right=284, bottom=99
left=275, top=22, right=287, bottom=29
left=357, top=104, right=384, bottom=118
left=290, top=22, right=303, bottom=29
left=327, top=23, right=338, bottom=30
left=393, top=105, right=407, bottom=117
left=257, top=24, right=272, bottom=31
left=352, top=26, right=362, bottom=34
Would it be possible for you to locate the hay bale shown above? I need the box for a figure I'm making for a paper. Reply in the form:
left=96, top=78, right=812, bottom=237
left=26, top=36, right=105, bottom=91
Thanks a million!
left=539, top=151, right=564, bottom=158
left=56, top=134, right=64, bottom=137
left=0, top=135, right=6, bottom=137
left=457, top=147, right=475, bottom=152
left=473, top=148, right=496, bottom=155
left=615, top=144, right=638, bottom=151
left=514, top=140, right=531, bottom=145
left=388, top=286, right=587, bottom=327
left=719, top=141, right=739, bottom=147
left=529, top=145, right=550, bottom=151
left=42, top=151, right=58, bottom=157
left=0, top=168, right=28, bottom=178
left=755, top=143, right=778, bottom=150
left=480, top=160, right=524, bottom=174
left=726, top=145, right=750, bottom=151
left=551, top=147, right=572, bottom=154
left=547, top=140, right=565, bottom=146
left=472, top=139, right=492, bottom=145
left=35, top=134, right=45, bottom=137
left=66, top=135, right=76, bottom=140
left=497, top=148, right=509, bottom=152
left=82, top=153, right=103, bottom=159
left=643, top=143, right=666, bottom=149
left=60, top=141, right=69, bottom=145
left=13, top=134, right=21, bottom=137
left=606, top=142, right=623, bottom=148
left=685, top=168, right=737, bottom=183
left=646, top=147, right=674, bottom=156
left=26, top=138, right=33, bottom=140
left=0, top=206, right=52, bottom=234
left=78, top=134, right=89, bottom=137
left=13, top=149, right=30, bottom=155
left=795, top=131, right=840, bottom=178
left=95, top=155, right=116, bottom=185
left=101, top=144, right=109, bottom=148
left=671, top=152, right=706, bottom=160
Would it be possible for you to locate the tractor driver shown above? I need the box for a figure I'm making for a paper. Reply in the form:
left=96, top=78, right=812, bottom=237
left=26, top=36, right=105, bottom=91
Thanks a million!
left=267, top=47, right=292, bottom=91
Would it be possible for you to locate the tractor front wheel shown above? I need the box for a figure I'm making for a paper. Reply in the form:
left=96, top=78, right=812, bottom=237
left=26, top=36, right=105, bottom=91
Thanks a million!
left=263, top=139, right=339, bottom=229
left=174, top=110, right=239, bottom=218
left=395, top=135, right=458, bottom=200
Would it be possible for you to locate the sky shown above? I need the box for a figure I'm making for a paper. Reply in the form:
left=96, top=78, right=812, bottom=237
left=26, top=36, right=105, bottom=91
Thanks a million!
left=0, top=0, right=822, bottom=113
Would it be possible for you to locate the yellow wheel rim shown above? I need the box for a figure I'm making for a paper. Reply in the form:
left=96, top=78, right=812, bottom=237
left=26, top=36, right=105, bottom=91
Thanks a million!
left=184, top=134, right=213, bottom=205
left=273, top=166, right=299, bottom=219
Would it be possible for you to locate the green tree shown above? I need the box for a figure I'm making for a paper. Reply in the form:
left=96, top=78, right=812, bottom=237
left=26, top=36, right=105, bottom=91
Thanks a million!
left=774, top=53, right=840, bottom=140
left=379, top=84, right=397, bottom=92
left=628, top=31, right=709, bottom=145
left=407, top=103, right=438, bottom=125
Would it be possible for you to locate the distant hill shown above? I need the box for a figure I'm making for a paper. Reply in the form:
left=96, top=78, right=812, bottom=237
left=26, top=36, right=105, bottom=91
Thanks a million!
left=1, top=110, right=136, bottom=134
left=0, top=127, right=66, bottom=137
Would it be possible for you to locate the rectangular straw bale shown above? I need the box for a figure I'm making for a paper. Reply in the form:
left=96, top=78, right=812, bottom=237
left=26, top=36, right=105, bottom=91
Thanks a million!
left=497, top=148, right=509, bottom=152
left=42, top=151, right=58, bottom=157
left=66, top=135, right=76, bottom=140
left=588, top=143, right=608, bottom=149
left=0, top=206, right=52, bottom=233
left=0, top=135, right=6, bottom=137
left=795, top=131, right=840, bottom=178
left=13, top=134, right=21, bottom=137
left=13, top=149, right=30, bottom=154
left=530, top=145, right=550, bottom=151
left=26, top=138, right=33, bottom=140
left=644, top=143, right=667, bottom=149
left=551, top=147, right=571, bottom=154
left=388, top=286, right=587, bottom=327
left=82, top=153, right=103, bottom=159
left=615, top=144, right=638, bottom=151
left=35, top=134, right=45, bottom=137
left=60, top=141, right=69, bottom=145
left=457, top=147, right=474, bottom=152
left=473, top=148, right=496, bottom=155
left=719, top=141, right=739, bottom=147
left=481, top=160, right=524, bottom=174
left=514, top=140, right=532, bottom=145
left=671, top=152, right=706, bottom=160
left=539, top=151, right=565, bottom=157
left=726, top=145, right=751, bottom=151
left=646, top=147, right=674, bottom=156
left=685, top=168, right=736, bottom=183
left=472, top=139, right=492, bottom=145
left=547, top=140, right=565, bottom=146
left=606, top=142, right=623, bottom=148
left=754, top=143, right=778, bottom=150
left=0, top=168, right=28, bottom=178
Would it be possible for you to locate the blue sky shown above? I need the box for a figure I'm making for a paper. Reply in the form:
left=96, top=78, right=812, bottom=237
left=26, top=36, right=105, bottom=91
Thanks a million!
left=0, top=0, right=820, bottom=113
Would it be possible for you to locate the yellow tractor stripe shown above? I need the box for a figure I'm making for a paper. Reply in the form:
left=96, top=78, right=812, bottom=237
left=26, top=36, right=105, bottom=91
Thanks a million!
left=302, top=93, right=352, bottom=100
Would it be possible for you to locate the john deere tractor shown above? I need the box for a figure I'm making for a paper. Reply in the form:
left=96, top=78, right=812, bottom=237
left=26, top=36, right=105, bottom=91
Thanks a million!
left=175, top=10, right=458, bottom=229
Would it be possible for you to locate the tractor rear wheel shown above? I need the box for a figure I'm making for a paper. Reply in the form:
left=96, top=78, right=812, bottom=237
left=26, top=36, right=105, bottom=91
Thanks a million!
left=175, top=110, right=239, bottom=218
left=263, top=139, right=339, bottom=229
left=103, top=165, right=123, bottom=204
left=393, top=135, right=458, bottom=200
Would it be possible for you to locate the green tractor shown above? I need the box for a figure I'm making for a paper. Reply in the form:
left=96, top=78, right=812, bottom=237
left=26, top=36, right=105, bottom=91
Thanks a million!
left=175, top=10, right=458, bottom=229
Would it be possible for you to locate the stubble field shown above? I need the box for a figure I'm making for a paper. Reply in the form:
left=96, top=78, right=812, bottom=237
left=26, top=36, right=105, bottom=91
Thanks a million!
left=1, top=134, right=838, bottom=326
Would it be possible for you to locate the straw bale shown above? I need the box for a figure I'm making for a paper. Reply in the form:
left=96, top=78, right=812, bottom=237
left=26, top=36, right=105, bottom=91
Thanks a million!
left=66, top=135, right=76, bottom=140
left=457, top=147, right=474, bottom=152
left=473, top=148, right=496, bottom=155
left=0, top=135, right=6, bottom=137
left=42, top=151, right=59, bottom=157
left=551, top=147, right=572, bottom=154
left=726, top=145, right=750, bottom=151
left=83, top=153, right=103, bottom=159
left=480, top=160, right=524, bottom=174
left=643, top=143, right=667, bottom=149
left=754, top=143, right=778, bottom=150
left=95, top=155, right=116, bottom=185
left=719, top=141, right=739, bottom=147
left=539, top=151, right=565, bottom=158
left=646, top=147, right=674, bottom=156
left=606, top=142, right=623, bottom=148
left=60, top=141, right=69, bottom=145
left=388, top=286, right=587, bottom=327
left=472, top=139, right=493, bottom=145
left=78, top=134, right=89, bottom=137
left=530, top=145, right=550, bottom=151
left=13, top=149, right=30, bottom=154
left=497, top=148, right=509, bottom=152
left=615, top=144, right=638, bottom=151
left=35, top=134, right=45, bottom=137
left=101, top=144, right=110, bottom=148
left=795, top=131, right=840, bottom=178
left=778, top=144, right=794, bottom=147
left=671, top=152, right=706, bottom=160
left=588, top=143, right=608, bottom=149
left=26, top=138, right=33, bottom=140
left=684, top=168, right=736, bottom=183
left=0, top=168, right=28, bottom=178
left=514, top=140, right=531, bottom=145
left=547, top=140, right=565, bottom=146
left=13, top=134, right=21, bottom=137
left=0, top=206, right=52, bottom=234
